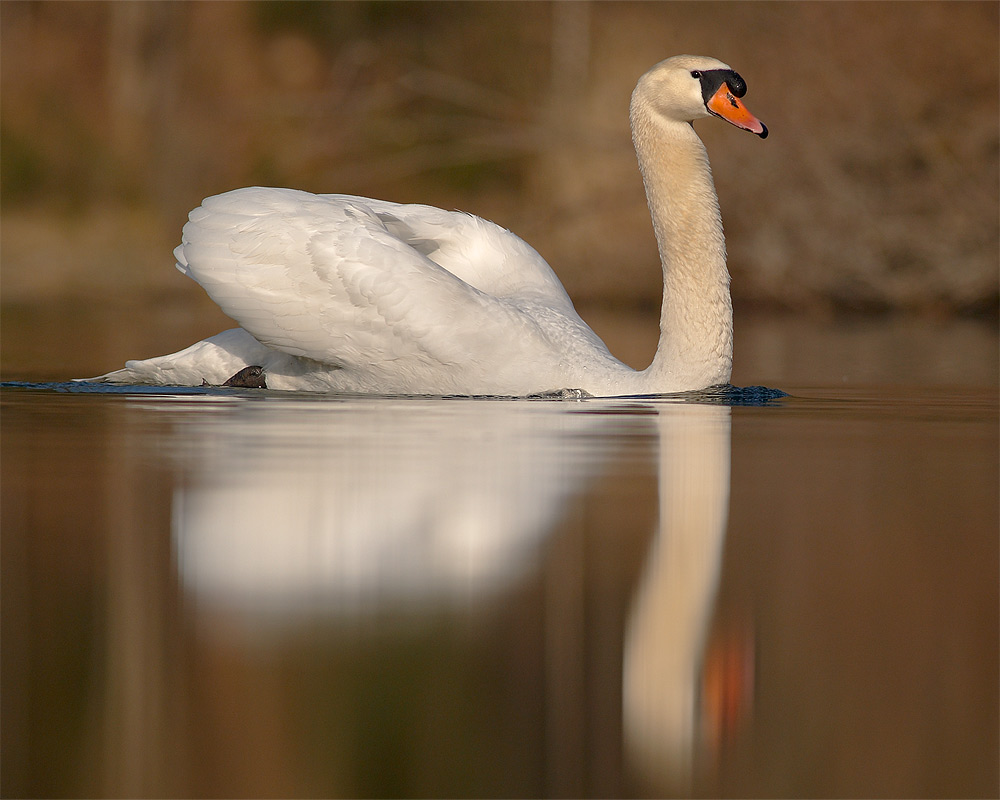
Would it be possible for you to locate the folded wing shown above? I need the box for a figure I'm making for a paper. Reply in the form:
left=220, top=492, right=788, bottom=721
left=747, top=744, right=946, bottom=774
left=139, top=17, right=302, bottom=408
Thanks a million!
left=174, top=187, right=573, bottom=382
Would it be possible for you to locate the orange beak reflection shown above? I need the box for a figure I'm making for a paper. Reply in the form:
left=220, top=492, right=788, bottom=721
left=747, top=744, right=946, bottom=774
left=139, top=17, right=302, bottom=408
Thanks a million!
left=708, top=82, right=768, bottom=138
left=702, top=623, right=755, bottom=755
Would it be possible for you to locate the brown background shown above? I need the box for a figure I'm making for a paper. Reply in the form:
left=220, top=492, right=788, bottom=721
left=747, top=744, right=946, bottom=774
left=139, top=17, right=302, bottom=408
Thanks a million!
left=3, top=1, right=997, bottom=318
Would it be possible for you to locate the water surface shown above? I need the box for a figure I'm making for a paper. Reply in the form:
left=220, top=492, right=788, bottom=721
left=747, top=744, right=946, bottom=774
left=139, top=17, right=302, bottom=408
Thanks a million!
left=2, top=378, right=996, bottom=798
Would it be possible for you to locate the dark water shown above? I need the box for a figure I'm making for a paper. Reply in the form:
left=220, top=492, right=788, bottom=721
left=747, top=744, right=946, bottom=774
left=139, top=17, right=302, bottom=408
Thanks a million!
left=2, top=376, right=997, bottom=798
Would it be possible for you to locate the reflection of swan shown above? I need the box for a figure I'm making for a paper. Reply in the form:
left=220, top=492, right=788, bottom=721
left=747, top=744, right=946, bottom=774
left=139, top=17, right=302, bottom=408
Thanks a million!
left=170, top=398, right=613, bottom=610
left=164, top=396, right=736, bottom=791
left=92, top=55, right=766, bottom=395
left=623, top=404, right=735, bottom=792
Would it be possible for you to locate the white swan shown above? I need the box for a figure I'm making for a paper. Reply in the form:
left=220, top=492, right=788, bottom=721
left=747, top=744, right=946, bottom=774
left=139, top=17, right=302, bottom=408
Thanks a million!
left=93, top=55, right=766, bottom=396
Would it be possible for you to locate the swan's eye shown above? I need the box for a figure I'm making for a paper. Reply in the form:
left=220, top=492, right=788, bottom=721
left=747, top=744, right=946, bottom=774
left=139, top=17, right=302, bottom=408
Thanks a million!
left=691, top=70, right=701, bottom=79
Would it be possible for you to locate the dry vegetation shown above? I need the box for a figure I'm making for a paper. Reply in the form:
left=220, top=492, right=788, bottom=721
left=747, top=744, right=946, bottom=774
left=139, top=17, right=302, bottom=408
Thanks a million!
left=2, top=1, right=997, bottom=316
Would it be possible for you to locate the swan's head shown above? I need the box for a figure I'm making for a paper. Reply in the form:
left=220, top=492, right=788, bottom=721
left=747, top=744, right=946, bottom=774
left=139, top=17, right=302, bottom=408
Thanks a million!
left=634, top=55, right=767, bottom=138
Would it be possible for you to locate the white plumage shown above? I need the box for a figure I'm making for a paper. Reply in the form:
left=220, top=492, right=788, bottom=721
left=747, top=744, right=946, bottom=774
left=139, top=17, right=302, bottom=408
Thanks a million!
left=91, top=55, right=766, bottom=396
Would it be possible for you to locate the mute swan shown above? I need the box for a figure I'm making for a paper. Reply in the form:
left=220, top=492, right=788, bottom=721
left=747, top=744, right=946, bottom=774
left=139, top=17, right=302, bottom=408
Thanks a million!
left=91, top=55, right=766, bottom=396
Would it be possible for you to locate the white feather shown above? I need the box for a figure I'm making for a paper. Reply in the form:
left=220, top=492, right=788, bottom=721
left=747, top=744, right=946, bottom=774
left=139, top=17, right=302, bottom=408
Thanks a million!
left=89, top=56, right=764, bottom=396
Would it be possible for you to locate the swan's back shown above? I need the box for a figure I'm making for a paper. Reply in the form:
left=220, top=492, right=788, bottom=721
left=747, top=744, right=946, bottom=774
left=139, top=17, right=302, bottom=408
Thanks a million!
left=172, top=187, right=613, bottom=394
left=317, top=193, right=573, bottom=304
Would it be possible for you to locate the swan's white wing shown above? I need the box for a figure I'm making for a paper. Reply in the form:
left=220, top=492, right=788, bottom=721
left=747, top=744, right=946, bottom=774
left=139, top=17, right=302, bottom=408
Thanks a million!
left=175, top=188, right=572, bottom=384
left=318, top=194, right=575, bottom=306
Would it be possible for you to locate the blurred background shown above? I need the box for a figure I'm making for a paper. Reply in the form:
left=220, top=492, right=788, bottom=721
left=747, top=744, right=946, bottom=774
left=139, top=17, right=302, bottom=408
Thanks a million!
left=1, top=0, right=997, bottom=382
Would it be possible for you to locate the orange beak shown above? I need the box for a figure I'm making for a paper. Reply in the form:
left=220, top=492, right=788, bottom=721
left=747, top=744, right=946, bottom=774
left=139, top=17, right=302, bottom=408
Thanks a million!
left=707, top=82, right=768, bottom=138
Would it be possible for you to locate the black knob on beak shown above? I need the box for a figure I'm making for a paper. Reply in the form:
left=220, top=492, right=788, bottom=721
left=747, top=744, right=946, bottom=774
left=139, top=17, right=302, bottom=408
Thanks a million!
left=726, top=71, right=747, bottom=98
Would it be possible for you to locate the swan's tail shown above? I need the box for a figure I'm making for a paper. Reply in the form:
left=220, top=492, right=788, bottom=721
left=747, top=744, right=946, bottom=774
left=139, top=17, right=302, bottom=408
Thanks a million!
left=75, top=328, right=270, bottom=387
left=74, top=368, right=131, bottom=384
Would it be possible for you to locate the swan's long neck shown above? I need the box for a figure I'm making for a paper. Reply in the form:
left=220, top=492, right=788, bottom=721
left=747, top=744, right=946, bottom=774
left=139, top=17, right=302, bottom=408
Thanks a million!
left=630, top=96, right=733, bottom=392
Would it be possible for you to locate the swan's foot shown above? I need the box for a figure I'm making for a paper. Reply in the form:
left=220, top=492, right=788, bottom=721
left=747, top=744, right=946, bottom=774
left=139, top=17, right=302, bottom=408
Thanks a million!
left=221, top=365, right=268, bottom=389
left=529, top=387, right=592, bottom=400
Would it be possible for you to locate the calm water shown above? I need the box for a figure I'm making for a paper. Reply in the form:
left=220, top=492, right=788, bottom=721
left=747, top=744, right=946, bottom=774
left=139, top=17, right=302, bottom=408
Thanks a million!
left=2, top=378, right=997, bottom=799
left=1, top=308, right=998, bottom=798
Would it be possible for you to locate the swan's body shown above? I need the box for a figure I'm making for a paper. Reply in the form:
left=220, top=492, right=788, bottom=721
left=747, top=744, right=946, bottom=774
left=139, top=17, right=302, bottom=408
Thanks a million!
left=91, top=56, right=766, bottom=396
